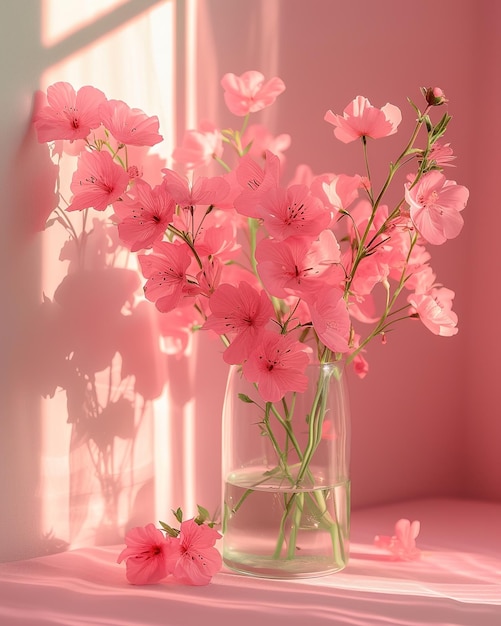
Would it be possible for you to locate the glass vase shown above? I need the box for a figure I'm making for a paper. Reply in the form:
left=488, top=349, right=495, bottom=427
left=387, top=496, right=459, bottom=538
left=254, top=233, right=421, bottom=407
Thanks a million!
left=222, top=362, right=350, bottom=578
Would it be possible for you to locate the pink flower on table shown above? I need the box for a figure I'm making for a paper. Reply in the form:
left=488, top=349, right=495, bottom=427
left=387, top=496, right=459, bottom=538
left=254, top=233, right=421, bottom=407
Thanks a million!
left=408, top=286, right=458, bottom=337
left=162, top=169, right=230, bottom=209
left=307, top=289, right=351, bottom=354
left=68, top=150, right=129, bottom=212
left=405, top=171, right=468, bottom=245
left=34, top=82, right=106, bottom=142
left=243, top=331, right=310, bottom=402
left=221, top=70, right=286, bottom=116
left=138, top=241, right=192, bottom=313
left=203, top=282, right=274, bottom=364
left=113, top=179, right=175, bottom=251
left=172, top=121, right=223, bottom=170
left=117, top=523, right=172, bottom=585
left=252, top=184, right=331, bottom=241
left=324, top=96, right=402, bottom=143
left=256, top=230, right=342, bottom=299
left=99, top=99, right=163, bottom=147
left=165, top=519, right=222, bottom=586
left=374, top=519, right=421, bottom=561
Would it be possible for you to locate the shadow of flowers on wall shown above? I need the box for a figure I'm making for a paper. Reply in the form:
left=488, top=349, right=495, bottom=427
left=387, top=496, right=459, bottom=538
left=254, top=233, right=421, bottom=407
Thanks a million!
left=24, top=137, right=168, bottom=551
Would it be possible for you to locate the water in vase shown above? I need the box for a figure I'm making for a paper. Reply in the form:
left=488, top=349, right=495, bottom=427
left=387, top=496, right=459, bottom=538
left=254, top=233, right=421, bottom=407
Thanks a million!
left=223, top=467, right=350, bottom=578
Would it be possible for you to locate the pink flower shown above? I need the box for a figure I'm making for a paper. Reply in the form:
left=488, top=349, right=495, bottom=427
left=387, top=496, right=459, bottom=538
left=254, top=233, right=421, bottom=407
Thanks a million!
left=204, top=282, right=274, bottom=364
left=117, top=523, right=172, bottom=585
left=68, top=150, right=129, bottom=212
left=34, top=82, right=106, bottom=142
left=315, top=173, right=362, bottom=216
left=221, top=71, right=285, bottom=116
left=405, top=171, right=468, bottom=245
left=307, top=289, right=351, bottom=354
left=99, top=99, right=163, bottom=147
left=241, top=124, right=291, bottom=166
left=165, top=519, right=222, bottom=586
left=256, top=230, right=342, bottom=299
left=426, top=141, right=456, bottom=167
left=233, top=151, right=281, bottom=217
left=252, top=184, right=331, bottom=241
left=188, top=209, right=241, bottom=261
left=193, top=257, right=224, bottom=301
left=138, top=242, right=192, bottom=313
left=352, top=353, right=369, bottom=378
left=374, top=519, right=421, bottom=561
left=243, top=332, right=309, bottom=402
left=172, top=121, right=223, bottom=169
left=422, top=87, right=448, bottom=106
left=324, top=96, right=402, bottom=143
left=408, top=286, right=458, bottom=337
left=394, top=243, right=435, bottom=293
left=113, top=179, right=175, bottom=251
left=162, top=169, right=230, bottom=209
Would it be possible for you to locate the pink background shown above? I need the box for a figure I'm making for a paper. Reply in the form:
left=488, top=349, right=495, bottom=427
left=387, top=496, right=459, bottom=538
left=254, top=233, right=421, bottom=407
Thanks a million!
left=0, top=0, right=499, bottom=563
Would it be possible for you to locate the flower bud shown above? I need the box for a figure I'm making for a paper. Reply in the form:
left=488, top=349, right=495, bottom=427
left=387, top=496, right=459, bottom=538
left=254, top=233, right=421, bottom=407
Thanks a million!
left=421, top=87, right=448, bottom=106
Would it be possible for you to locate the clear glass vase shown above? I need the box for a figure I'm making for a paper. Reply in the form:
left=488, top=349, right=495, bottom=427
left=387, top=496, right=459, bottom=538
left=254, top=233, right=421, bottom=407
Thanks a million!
left=222, top=362, right=350, bottom=578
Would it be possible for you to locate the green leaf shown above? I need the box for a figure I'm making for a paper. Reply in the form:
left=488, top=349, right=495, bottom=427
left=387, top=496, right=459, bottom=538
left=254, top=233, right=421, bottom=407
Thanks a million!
left=159, top=520, right=179, bottom=537
left=195, top=504, right=210, bottom=525
left=172, top=507, right=183, bottom=524
left=407, top=97, right=421, bottom=117
left=238, top=393, right=254, bottom=403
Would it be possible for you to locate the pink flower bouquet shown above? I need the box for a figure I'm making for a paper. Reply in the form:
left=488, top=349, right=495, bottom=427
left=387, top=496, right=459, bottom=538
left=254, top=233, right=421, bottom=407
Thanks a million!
left=34, top=71, right=468, bottom=580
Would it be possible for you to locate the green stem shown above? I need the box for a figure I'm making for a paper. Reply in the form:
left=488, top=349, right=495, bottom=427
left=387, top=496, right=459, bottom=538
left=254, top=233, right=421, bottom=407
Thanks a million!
left=286, top=492, right=304, bottom=559
left=347, top=232, right=419, bottom=364
left=346, top=105, right=431, bottom=294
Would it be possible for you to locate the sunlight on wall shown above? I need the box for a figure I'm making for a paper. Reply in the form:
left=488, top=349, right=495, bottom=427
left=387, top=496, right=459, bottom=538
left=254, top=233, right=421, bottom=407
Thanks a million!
left=41, top=0, right=129, bottom=47
left=184, top=0, right=198, bottom=128
left=37, top=0, right=190, bottom=548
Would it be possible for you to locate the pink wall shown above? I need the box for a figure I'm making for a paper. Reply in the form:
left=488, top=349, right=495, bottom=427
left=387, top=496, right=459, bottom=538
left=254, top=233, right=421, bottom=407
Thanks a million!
left=192, top=0, right=501, bottom=506
left=0, top=0, right=499, bottom=562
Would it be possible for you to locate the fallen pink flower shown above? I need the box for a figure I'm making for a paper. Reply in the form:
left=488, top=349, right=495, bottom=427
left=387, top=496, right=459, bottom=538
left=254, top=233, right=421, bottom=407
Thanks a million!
left=374, top=518, right=421, bottom=561
left=165, top=519, right=222, bottom=586
left=117, top=523, right=173, bottom=585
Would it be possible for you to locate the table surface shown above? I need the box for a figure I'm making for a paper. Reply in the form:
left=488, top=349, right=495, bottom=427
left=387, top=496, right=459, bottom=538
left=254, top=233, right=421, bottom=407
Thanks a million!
left=0, top=498, right=500, bottom=626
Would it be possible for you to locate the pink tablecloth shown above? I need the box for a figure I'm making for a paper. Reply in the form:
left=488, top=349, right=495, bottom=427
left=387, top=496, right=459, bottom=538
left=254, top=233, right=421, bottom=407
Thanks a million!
left=0, top=499, right=499, bottom=626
